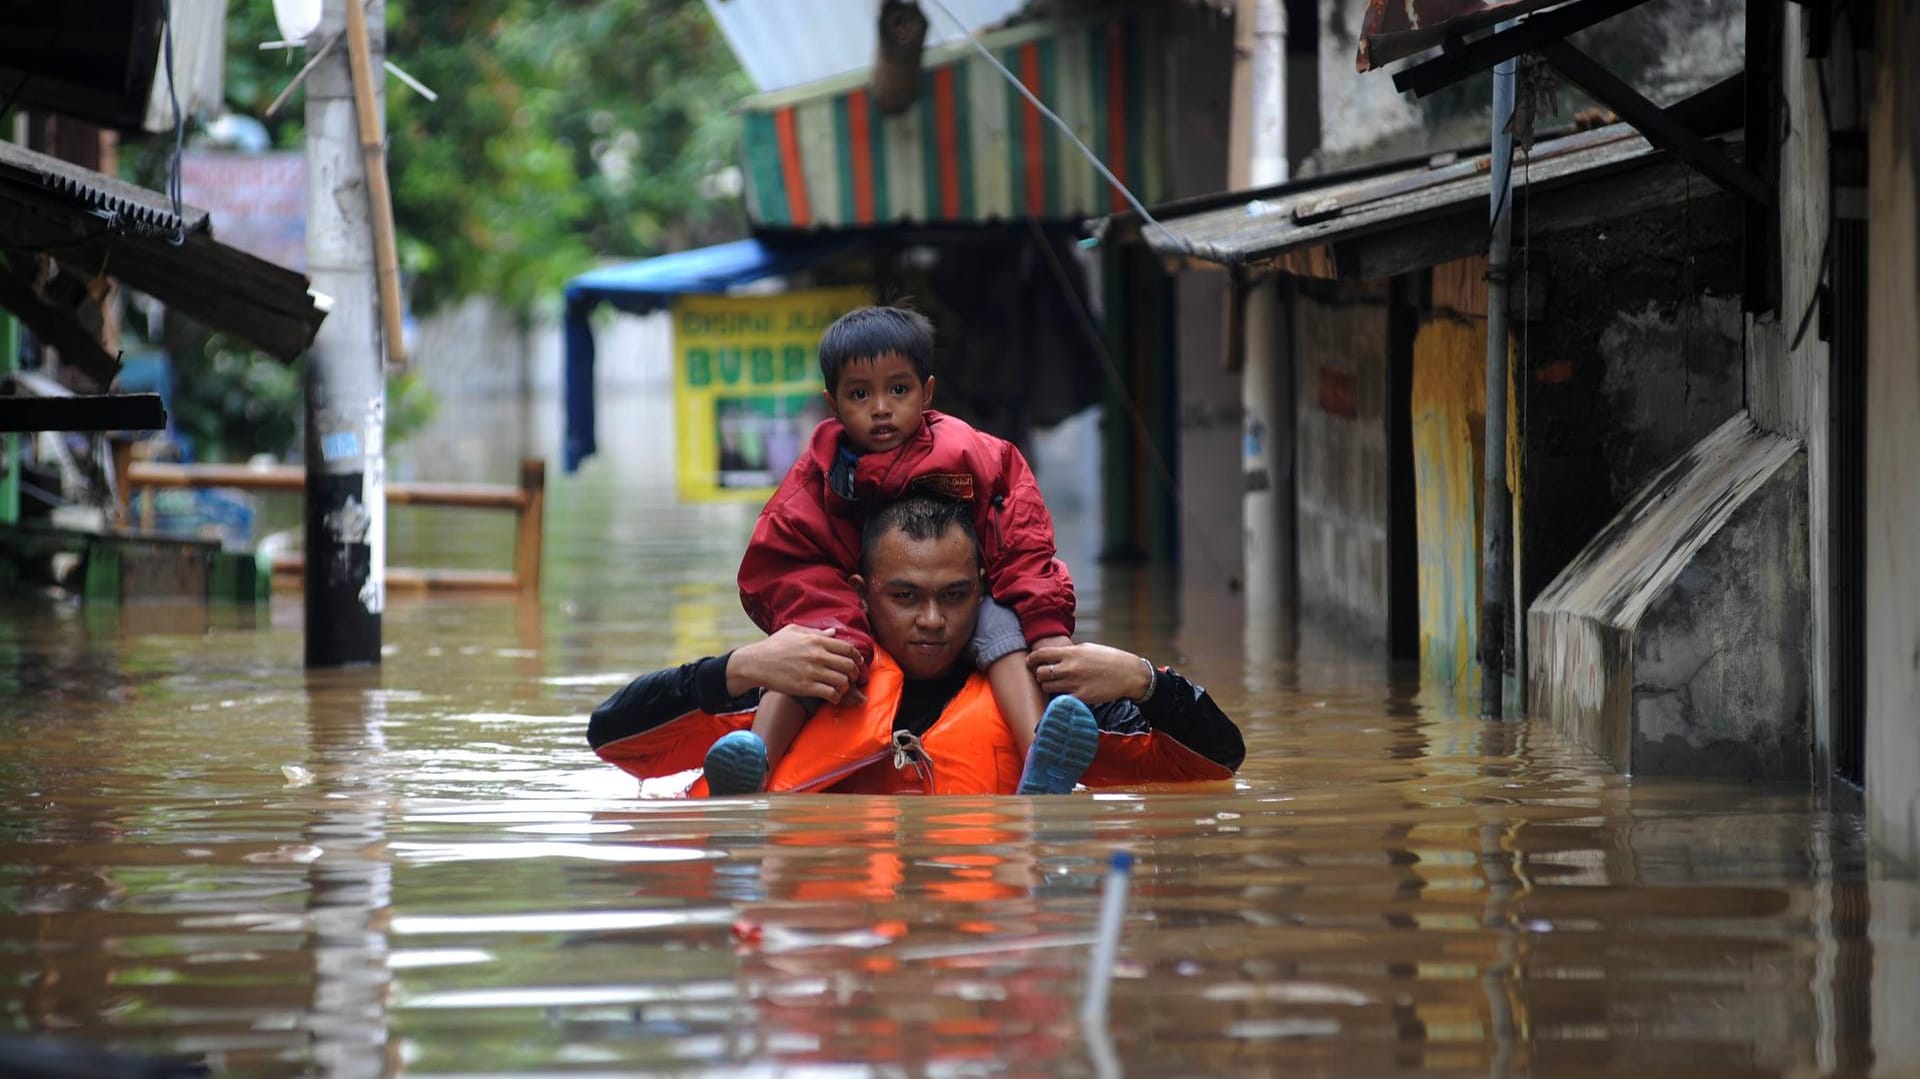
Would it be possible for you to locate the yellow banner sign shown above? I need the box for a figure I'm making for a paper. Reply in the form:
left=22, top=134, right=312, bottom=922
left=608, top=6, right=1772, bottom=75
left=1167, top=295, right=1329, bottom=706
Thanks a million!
left=673, top=287, right=871, bottom=502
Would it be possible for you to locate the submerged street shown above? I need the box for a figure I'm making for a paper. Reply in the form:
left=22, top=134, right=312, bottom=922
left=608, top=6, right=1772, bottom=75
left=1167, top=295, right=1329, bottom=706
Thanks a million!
left=0, top=392, right=1910, bottom=1076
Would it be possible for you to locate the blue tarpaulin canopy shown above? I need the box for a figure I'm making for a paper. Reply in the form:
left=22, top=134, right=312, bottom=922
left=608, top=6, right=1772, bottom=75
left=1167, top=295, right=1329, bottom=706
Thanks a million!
left=562, top=236, right=848, bottom=472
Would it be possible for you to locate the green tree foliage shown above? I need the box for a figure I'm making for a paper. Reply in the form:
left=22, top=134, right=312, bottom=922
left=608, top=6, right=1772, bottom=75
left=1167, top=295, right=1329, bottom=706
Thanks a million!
left=225, top=0, right=751, bottom=314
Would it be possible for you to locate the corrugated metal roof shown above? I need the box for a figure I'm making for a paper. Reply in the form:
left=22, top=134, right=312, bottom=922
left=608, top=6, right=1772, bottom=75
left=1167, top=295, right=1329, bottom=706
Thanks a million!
left=1122, top=122, right=1729, bottom=279
left=703, top=0, right=1026, bottom=94
left=0, top=140, right=325, bottom=360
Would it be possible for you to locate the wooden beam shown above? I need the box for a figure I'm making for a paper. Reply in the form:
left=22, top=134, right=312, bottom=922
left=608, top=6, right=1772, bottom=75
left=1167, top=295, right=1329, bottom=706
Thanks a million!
left=871, top=0, right=929, bottom=114
left=1538, top=41, right=1773, bottom=205
left=513, top=457, right=545, bottom=597
left=0, top=267, right=120, bottom=386
left=1741, top=0, right=1780, bottom=314
left=0, top=392, right=165, bottom=432
left=271, top=558, right=520, bottom=593
left=126, top=461, right=527, bottom=508
left=1392, top=0, right=1655, bottom=98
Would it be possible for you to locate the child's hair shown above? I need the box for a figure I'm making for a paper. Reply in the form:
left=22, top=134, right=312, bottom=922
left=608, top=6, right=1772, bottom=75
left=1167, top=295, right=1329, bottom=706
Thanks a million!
left=818, top=306, right=934, bottom=393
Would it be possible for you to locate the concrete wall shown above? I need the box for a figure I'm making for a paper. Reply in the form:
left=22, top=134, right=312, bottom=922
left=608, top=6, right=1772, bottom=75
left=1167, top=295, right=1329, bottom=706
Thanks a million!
left=1311, top=0, right=1748, bottom=172
left=1409, top=195, right=1746, bottom=709
left=1744, top=11, right=1868, bottom=789
left=413, top=298, right=672, bottom=400
left=1631, top=449, right=1810, bottom=776
left=1530, top=414, right=1809, bottom=777
left=405, top=300, right=672, bottom=481
left=1864, top=0, right=1920, bottom=868
left=1294, top=282, right=1391, bottom=639
left=1517, top=198, right=1747, bottom=618
left=1165, top=6, right=1247, bottom=628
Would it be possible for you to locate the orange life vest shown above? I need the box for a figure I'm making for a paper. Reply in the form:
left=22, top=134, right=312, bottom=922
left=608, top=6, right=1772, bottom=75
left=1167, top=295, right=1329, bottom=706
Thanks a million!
left=594, top=650, right=1235, bottom=797
left=755, top=652, right=1021, bottom=795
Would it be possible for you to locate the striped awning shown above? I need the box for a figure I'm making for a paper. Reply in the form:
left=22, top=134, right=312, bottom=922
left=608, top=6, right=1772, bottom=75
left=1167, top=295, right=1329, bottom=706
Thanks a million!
left=738, top=12, right=1167, bottom=229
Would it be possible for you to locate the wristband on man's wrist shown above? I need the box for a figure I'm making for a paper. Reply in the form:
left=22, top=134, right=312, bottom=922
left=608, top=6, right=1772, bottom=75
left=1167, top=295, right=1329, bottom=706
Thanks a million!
left=1138, top=656, right=1157, bottom=702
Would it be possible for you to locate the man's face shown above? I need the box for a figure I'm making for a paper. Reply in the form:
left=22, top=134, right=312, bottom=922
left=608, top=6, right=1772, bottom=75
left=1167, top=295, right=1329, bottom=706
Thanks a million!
left=853, top=523, right=981, bottom=680
left=824, top=352, right=933, bottom=454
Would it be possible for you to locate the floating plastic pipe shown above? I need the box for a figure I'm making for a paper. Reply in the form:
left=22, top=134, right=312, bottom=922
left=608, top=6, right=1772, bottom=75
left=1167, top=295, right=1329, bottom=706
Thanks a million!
left=1081, top=849, right=1135, bottom=1024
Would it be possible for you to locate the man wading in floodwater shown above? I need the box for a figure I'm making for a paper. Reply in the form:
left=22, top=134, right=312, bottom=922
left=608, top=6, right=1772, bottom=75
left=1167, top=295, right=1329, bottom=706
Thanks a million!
left=587, top=496, right=1245, bottom=795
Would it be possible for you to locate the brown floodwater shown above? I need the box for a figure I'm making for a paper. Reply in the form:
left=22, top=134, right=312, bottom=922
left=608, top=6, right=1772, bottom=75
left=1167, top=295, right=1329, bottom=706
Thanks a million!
left=1, top=391, right=1914, bottom=1077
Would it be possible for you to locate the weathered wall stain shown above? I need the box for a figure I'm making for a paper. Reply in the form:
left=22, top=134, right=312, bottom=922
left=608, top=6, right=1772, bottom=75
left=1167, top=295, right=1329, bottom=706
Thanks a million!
left=1411, top=315, right=1484, bottom=693
left=1295, top=284, right=1391, bottom=640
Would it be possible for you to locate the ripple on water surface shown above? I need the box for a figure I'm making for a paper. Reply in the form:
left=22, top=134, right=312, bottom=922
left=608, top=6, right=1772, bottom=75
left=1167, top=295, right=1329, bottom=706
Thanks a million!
left=0, top=406, right=1911, bottom=1075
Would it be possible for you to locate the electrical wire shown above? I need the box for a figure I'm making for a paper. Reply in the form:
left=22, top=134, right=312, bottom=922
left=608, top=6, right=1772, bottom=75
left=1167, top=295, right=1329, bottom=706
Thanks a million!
left=1024, top=219, right=1241, bottom=583
left=161, top=0, right=187, bottom=245
left=917, top=0, right=1177, bottom=245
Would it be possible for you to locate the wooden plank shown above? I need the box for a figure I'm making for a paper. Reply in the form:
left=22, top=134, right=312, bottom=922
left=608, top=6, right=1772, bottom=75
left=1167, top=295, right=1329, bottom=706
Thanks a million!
left=385, top=482, right=526, bottom=510
left=270, top=557, right=518, bottom=593
left=1539, top=41, right=1771, bottom=206
left=513, top=458, right=545, bottom=597
left=1390, top=0, right=1654, bottom=97
left=1267, top=244, right=1340, bottom=280
left=1431, top=255, right=1489, bottom=318
left=0, top=270, right=121, bottom=386
left=126, top=462, right=526, bottom=508
left=129, top=462, right=306, bottom=491
left=1331, top=154, right=1729, bottom=282
left=0, top=392, right=165, bottom=432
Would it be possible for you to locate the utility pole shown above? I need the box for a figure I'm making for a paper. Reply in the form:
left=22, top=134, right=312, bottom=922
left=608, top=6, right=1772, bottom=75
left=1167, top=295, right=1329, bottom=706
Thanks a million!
left=304, top=0, right=386, bottom=668
left=1239, top=0, right=1294, bottom=652
left=1478, top=36, right=1517, bottom=718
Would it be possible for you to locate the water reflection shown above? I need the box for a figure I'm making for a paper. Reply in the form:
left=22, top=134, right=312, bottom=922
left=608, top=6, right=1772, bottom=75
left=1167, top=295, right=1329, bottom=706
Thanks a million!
left=0, top=389, right=1911, bottom=1075
left=302, top=669, right=397, bottom=1077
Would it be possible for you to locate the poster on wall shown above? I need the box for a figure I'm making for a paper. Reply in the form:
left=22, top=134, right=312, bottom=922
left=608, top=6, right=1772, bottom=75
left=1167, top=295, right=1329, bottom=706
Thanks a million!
left=673, top=287, right=871, bottom=502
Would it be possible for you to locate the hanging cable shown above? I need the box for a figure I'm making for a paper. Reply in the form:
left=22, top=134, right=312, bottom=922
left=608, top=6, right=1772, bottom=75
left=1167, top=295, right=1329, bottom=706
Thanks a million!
left=918, top=0, right=1181, bottom=248
left=161, top=0, right=187, bottom=245
left=1025, top=219, right=1241, bottom=583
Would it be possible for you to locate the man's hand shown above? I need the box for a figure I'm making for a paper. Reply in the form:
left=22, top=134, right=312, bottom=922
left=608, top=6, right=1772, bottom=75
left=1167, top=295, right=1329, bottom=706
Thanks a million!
left=726, top=625, right=863, bottom=702
left=1028, top=642, right=1153, bottom=706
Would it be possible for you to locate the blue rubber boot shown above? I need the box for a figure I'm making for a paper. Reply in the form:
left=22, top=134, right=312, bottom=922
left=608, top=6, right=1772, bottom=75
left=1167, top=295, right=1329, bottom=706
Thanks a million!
left=704, top=730, right=769, bottom=796
left=1017, top=695, right=1099, bottom=795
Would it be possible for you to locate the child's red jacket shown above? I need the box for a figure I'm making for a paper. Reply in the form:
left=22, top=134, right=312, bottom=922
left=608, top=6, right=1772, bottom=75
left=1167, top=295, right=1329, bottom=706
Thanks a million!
left=737, top=410, right=1075, bottom=668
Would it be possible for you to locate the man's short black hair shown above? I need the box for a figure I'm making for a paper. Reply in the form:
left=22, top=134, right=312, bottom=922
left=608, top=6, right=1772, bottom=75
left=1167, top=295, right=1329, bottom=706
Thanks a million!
left=860, top=495, right=979, bottom=577
left=819, top=305, right=934, bottom=393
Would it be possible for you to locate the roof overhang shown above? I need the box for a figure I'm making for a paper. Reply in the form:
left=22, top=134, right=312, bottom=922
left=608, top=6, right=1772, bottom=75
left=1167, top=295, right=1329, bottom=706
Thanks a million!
left=0, top=140, right=327, bottom=364
left=1357, top=0, right=1576, bottom=72
left=1103, top=122, right=1739, bottom=281
left=561, top=234, right=855, bottom=474
left=564, top=235, right=855, bottom=318
left=0, top=1, right=164, bottom=132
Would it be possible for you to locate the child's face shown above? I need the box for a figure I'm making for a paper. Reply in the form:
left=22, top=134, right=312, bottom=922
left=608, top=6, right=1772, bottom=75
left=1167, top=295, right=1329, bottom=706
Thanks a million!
left=824, top=352, right=934, bottom=454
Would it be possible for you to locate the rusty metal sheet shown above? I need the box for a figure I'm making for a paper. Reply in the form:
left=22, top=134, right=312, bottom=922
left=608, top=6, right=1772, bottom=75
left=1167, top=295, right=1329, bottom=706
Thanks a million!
left=1357, top=0, right=1573, bottom=71
left=1124, top=123, right=1689, bottom=278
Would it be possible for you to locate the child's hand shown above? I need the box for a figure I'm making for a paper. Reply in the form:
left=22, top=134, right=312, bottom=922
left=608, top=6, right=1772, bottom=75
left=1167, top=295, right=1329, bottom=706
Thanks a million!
left=729, top=625, right=865, bottom=702
left=1028, top=642, right=1154, bottom=706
